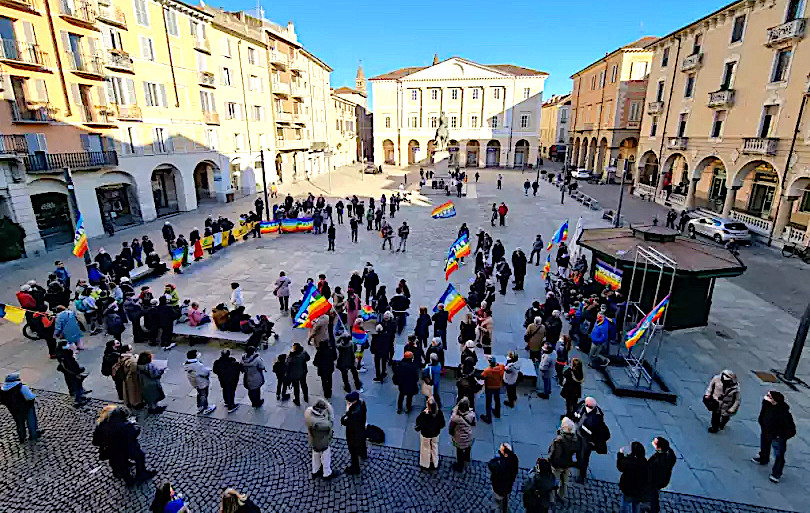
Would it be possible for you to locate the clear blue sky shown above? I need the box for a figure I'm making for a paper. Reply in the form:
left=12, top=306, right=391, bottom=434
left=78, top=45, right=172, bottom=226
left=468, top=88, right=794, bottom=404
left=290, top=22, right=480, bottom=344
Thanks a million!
left=233, top=0, right=731, bottom=100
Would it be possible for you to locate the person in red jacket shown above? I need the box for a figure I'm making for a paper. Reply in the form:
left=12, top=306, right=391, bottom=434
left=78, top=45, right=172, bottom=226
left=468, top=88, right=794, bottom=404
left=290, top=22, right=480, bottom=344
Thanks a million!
left=497, top=203, right=509, bottom=226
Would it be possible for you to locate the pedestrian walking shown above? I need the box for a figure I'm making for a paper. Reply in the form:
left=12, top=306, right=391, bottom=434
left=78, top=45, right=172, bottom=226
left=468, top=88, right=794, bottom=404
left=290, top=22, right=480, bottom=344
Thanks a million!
left=241, top=346, right=266, bottom=407
left=136, top=351, right=167, bottom=414
left=213, top=349, right=242, bottom=412
left=480, top=356, right=504, bottom=424
left=327, top=223, right=336, bottom=251
left=511, top=248, right=527, bottom=290
left=449, top=397, right=476, bottom=472
left=184, top=349, right=216, bottom=415
left=0, top=372, right=44, bottom=443
left=112, top=347, right=141, bottom=409
left=522, top=458, right=555, bottom=513
left=161, top=221, right=176, bottom=253
left=219, top=488, right=262, bottom=512
left=573, top=396, right=610, bottom=483
left=341, top=391, right=367, bottom=475
left=497, top=202, right=508, bottom=226
left=287, top=343, right=310, bottom=406
left=393, top=351, right=419, bottom=413
left=313, top=341, right=336, bottom=399
left=272, top=354, right=290, bottom=401
left=704, top=369, right=741, bottom=433
left=305, top=398, right=337, bottom=480
left=503, top=351, right=521, bottom=408
left=92, top=404, right=155, bottom=486
left=475, top=171, right=480, bottom=183
left=350, top=217, right=359, bottom=243
left=56, top=344, right=90, bottom=406
left=560, top=358, right=585, bottom=419
left=531, top=180, right=539, bottom=196
left=666, top=209, right=677, bottom=229
left=488, top=442, right=519, bottom=513
left=396, top=222, right=409, bottom=252
left=497, top=174, right=503, bottom=190
left=752, top=390, right=796, bottom=483
left=274, top=271, right=292, bottom=311
left=617, top=441, right=648, bottom=513
left=523, top=179, right=531, bottom=195
left=491, top=203, right=498, bottom=227
left=647, top=437, right=676, bottom=513
left=548, top=417, right=579, bottom=504
left=415, top=396, right=445, bottom=470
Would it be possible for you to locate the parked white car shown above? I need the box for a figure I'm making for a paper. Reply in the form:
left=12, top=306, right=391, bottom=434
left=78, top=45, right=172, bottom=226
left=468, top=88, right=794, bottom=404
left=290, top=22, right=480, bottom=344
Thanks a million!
left=686, top=217, right=752, bottom=244
left=572, top=168, right=592, bottom=180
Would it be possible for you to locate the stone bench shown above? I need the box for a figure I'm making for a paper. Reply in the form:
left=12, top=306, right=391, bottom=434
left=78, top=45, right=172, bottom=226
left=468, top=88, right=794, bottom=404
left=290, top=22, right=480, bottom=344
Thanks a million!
left=173, top=322, right=252, bottom=346
left=129, top=265, right=156, bottom=282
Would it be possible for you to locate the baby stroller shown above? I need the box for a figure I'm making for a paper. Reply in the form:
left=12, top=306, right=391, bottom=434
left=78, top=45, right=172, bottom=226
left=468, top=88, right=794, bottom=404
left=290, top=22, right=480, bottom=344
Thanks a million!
left=245, top=315, right=278, bottom=350
left=289, top=300, right=302, bottom=321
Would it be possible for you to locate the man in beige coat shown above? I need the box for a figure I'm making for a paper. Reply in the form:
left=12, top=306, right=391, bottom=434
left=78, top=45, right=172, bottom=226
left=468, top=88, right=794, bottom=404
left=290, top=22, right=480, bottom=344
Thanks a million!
left=308, top=315, right=329, bottom=349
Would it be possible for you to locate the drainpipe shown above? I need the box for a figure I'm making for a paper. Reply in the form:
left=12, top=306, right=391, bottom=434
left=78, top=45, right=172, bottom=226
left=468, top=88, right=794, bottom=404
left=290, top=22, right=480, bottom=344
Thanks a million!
left=594, top=53, right=608, bottom=174
left=654, top=36, right=681, bottom=198
left=44, top=0, right=71, bottom=116
left=766, top=86, right=808, bottom=246
left=161, top=7, right=180, bottom=107
left=236, top=40, right=252, bottom=154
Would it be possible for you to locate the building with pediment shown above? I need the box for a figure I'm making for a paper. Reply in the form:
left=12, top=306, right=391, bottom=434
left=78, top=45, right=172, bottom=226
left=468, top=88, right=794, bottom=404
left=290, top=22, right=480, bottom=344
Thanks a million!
left=370, top=56, right=547, bottom=169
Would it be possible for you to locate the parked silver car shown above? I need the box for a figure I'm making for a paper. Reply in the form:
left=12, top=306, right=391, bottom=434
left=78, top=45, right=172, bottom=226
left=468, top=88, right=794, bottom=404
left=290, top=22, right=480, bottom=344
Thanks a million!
left=686, top=216, right=752, bottom=244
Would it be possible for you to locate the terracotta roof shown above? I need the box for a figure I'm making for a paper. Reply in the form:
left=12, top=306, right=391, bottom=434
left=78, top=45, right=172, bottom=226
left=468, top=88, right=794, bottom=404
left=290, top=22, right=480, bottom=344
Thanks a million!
left=334, top=86, right=362, bottom=95
left=370, top=60, right=547, bottom=81
left=625, top=36, right=658, bottom=49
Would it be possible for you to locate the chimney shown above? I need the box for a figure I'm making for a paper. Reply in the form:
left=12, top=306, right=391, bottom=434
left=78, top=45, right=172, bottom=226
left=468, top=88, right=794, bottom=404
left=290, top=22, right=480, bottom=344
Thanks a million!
left=433, top=53, right=439, bottom=65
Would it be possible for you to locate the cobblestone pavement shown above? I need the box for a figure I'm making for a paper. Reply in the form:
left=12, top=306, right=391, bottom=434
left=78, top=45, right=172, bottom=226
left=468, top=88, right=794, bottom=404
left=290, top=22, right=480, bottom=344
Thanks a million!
left=0, top=392, right=797, bottom=513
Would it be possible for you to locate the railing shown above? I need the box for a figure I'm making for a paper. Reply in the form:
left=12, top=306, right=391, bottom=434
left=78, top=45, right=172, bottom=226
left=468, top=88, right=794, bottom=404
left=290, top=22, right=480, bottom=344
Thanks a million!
left=626, top=120, right=640, bottom=129
left=115, top=104, right=141, bottom=119
left=647, top=101, right=664, bottom=114
left=64, top=51, right=104, bottom=76
left=784, top=224, right=808, bottom=245
left=0, top=134, right=28, bottom=153
left=0, top=39, right=48, bottom=68
left=198, top=71, right=216, bottom=87
left=732, top=210, right=772, bottom=236
left=268, top=50, right=288, bottom=65
left=681, top=52, right=702, bottom=71
left=80, top=104, right=115, bottom=124
left=635, top=183, right=656, bottom=198
left=1, top=0, right=37, bottom=10
left=23, top=150, right=117, bottom=172
left=766, top=18, right=806, bottom=47
left=97, top=5, right=126, bottom=27
left=202, top=111, right=219, bottom=125
left=8, top=100, right=54, bottom=122
left=291, top=84, right=307, bottom=96
left=275, top=111, right=293, bottom=122
left=194, top=37, right=210, bottom=53
left=708, top=89, right=734, bottom=108
left=105, top=49, right=132, bottom=71
left=742, top=137, right=778, bottom=156
left=272, top=81, right=290, bottom=95
left=658, top=189, right=686, bottom=205
left=667, top=137, right=688, bottom=150
left=58, top=0, right=97, bottom=26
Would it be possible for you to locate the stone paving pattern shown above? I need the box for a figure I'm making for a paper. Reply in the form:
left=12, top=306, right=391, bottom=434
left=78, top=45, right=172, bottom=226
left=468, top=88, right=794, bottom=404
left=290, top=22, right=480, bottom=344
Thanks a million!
left=0, top=391, right=797, bottom=513
left=0, top=165, right=807, bottom=512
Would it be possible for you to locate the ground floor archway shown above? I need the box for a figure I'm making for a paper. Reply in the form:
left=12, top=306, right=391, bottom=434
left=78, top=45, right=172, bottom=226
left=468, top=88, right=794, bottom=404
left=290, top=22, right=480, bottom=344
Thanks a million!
left=95, top=171, right=142, bottom=229
left=466, top=140, right=479, bottom=167
left=152, top=166, right=182, bottom=217
left=637, top=151, right=659, bottom=186
left=737, top=160, right=779, bottom=220
left=30, top=188, right=72, bottom=249
left=662, top=153, right=689, bottom=197
left=448, top=139, right=460, bottom=166
left=693, top=157, right=728, bottom=212
left=383, top=139, right=395, bottom=165
left=407, top=140, right=420, bottom=165
left=486, top=140, right=500, bottom=167
left=514, top=139, right=529, bottom=168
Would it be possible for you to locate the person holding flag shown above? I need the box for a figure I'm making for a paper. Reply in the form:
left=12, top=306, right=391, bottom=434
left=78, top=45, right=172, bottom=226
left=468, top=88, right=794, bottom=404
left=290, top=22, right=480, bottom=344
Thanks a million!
left=547, top=220, right=569, bottom=251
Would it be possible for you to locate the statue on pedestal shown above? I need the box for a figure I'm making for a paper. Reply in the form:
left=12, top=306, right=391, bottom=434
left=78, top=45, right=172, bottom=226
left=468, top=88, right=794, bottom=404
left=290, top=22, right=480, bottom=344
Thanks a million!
left=435, top=112, right=449, bottom=151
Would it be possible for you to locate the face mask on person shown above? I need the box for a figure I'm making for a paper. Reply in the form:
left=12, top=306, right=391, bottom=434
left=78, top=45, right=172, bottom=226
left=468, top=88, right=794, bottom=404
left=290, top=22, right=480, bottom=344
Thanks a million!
left=585, top=406, right=594, bottom=413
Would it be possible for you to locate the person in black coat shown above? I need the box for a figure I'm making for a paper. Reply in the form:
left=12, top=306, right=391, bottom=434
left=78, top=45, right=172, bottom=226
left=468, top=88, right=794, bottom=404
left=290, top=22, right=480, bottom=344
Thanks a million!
left=286, top=343, right=310, bottom=405
left=95, top=249, right=113, bottom=275
left=92, top=405, right=154, bottom=485
left=488, top=443, right=519, bottom=512
left=212, top=350, right=242, bottom=411
left=573, top=397, right=610, bottom=484
left=543, top=292, right=562, bottom=320
left=491, top=240, right=505, bottom=263
left=370, top=325, right=389, bottom=383
left=119, top=242, right=134, bottom=271
left=341, top=392, right=367, bottom=474
left=392, top=352, right=419, bottom=413
left=362, top=266, right=379, bottom=305
left=154, top=296, right=179, bottom=349
left=647, top=437, right=676, bottom=513
left=348, top=272, right=363, bottom=302
left=617, top=441, right=649, bottom=511
left=403, top=335, right=425, bottom=368
left=161, top=222, right=175, bottom=252
left=336, top=331, right=362, bottom=393
left=313, top=343, right=336, bottom=399
left=752, top=391, right=796, bottom=484
left=544, top=311, right=563, bottom=343
left=431, top=305, right=449, bottom=349
left=511, top=248, right=528, bottom=291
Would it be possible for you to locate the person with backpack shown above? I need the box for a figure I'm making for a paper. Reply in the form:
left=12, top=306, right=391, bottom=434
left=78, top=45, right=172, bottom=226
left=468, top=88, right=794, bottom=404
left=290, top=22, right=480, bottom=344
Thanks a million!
left=617, top=441, right=649, bottom=513
left=415, top=396, right=445, bottom=470
left=449, top=397, right=476, bottom=472
left=548, top=417, right=579, bottom=504
left=522, top=457, right=556, bottom=513
left=0, top=373, right=43, bottom=443
left=573, top=396, right=610, bottom=484
left=752, top=391, right=796, bottom=484
left=647, top=436, right=676, bottom=513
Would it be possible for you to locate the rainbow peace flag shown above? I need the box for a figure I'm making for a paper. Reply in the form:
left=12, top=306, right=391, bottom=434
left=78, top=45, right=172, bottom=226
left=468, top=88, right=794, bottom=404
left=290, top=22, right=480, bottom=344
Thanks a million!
left=542, top=255, right=551, bottom=280
left=449, top=233, right=471, bottom=259
left=431, top=201, right=456, bottom=219
left=594, top=259, right=622, bottom=290
left=433, top=283, right=466, bottom=321
left=297, top=217, right=314, bottom=232
left=351, top=324, right=368, bottom=345
left=293, top=284, right=332, bottom=328
left=260, top=221, right=279, bottom=234
left=547, top=219, right=569, bottom=250
left=625, top=294, right=670, bottom=349
left=281, top=218, right=300, bottom=233
left=171, top=247, right=184, bottom=269
left=359, top=304, right=377, bottom=322
left=72, top=214, right=88, bottom=258
left=444, top=253, right=459, bottom=281
left=0, top=303, right=26, bottom=324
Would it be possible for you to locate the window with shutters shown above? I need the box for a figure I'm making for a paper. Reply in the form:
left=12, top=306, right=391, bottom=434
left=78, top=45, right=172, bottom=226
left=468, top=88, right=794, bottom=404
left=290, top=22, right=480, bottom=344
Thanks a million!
left=471, top=115, right=478, bottom=128
left=133, top=0, right=149, bottom=27
left=165, top=9, right=179, bottom=37
left=490, top=116, right=498, bottom=128
left=493, top=88, right=500, bottom=99
left=252, top=105, right=262, bottom=121
left=662, top=47, right=670, bottom=67
left=223, top=37, right=231, bottom=58
left=520, top=114, right=529, bottom=128
left=143, top=81, right=165, bottom=107
left=153, top=127, right=167, bottom=153
left=205, top=128, right=217, bottom=150
left=234, top=133, right=245, bottom=151
left=451, top=89, right=458, bottom=100
left=771, top=48, right=792, bottom=83
left=450, top=115, right=457, bottom=128
left=472, top=88, right=479, bottom=100
left=226, top=101, right=238, bottom=120
left=199, top=90, right=214, bottom=112
left=247, top=47, right=256, bottom=65
left=430, top=89, right=438, bottom=100
left=139, top=36, right=155, bottom=61
left=121, top=127, right=138, bottom=155
left=711, top=110, right=726, bottom=138
left=221, top=67, right=231, bottom=86
left=730, top=15, right=746, bottom=44
left=429, top=115, right=437, bottom=128
left=523, top=87, right=531, bottom=99
left=410, top=116, right=417, bottom=128
left=611, top=65, right=618, bottom=83
left=248, top=74, right=258, bottom=91
left=410, top=90, right=417, bottom=101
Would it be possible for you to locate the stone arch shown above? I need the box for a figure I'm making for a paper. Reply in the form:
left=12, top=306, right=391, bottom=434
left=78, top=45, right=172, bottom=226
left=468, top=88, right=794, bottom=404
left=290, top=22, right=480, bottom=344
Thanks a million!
left=95, top=170, right=143, bottom=229
left=637, top=151, right=659, bottom=185
left=151, top=164, right=189, bottom=216
left=407, top=139, right=420, bottom=165
left=466, top=139, right=480, bottom=167
left=514, top=139, right=530, bottom=168
left=448, top=139, right=460, bottom=166
left=382, top=139, right=395, bottom=165
left=572, top=138, right=581, bottom=167
left=617, top=137, right=638, bottom=175
left=588, top=138, right=598, bottom=170
left=787, top=174, right=810, bottom=197
left=578, top=137, right=588, bottom=167
left=730, top=158, right=779, bottom=188
left=733, top=159, right=779, bottom=219
left=486, top=140, right=501, bottom=167
left=596, top=137, right=608, bottom=174
left=27, top=178, right=73, bottom=248
left=662, top=153, right=689, bottom=191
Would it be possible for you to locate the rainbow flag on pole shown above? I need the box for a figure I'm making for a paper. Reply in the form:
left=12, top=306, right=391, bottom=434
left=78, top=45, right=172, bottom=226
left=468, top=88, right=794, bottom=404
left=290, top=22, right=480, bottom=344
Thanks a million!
left=72, top=214, right=88, bottom=258
left=594, top=259, right=623, bottom=290
left=431, top=201, right=456, bottom=219
left=260, top=221, right=279, bottom=234
left=444, top=252, right=459, bottom=281
left=449, top=233, right=471, bottom=259
left=351, top=324, right=368, bottom=345
left=547, top=219, right=569, bottom=250
left=0, top=303, right=26, bottom=324
left=359, top=304, right=377, bottom=322
left=293, top=283, right=332, bottom=328
left=625, top=294, right=670, bottom=349
left=542, top=255, right=551, bottom=280
left=171, top=247, right=184, bottom=269
left=433, top=283, right=466, bottom=321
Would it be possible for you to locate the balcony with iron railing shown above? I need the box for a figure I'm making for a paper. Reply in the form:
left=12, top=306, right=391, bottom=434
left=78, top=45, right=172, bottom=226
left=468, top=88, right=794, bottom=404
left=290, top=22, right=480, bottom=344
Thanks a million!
left=681, top=52, right=703, bottom=72
left=0, top=134, right=28, bottom=154
left=194, top=37, right=210, bottom=54
left=766, top=18, right=806, bottom=47
left=105, top=49, right=133, bottom=72
left=58, top=0, right=98, bottom=29
left=708, top=89, right=735, bottom=108
left=742, top=137, right=779, bottom=156
left=23, top=150, right=117, bottom=172
left=667, top=136, right=688, bottom=150
left=0, top=39, right=49, bottom=70
left=80, top=104, right=115, bottom=125
left=647, top=101, right=664, bottom=114
left=115, top=104, right=141, bottom=120
left=97, top=5, right=126, bottom=28
left=64, top=51, right=105, bottom=78
left=8, top=99, right=54, bottom=122
left=0, top=0, right=37, bottom=13
left=202, top=111, right=219, bottom=125
left=198, top=71, right=216, bottom=87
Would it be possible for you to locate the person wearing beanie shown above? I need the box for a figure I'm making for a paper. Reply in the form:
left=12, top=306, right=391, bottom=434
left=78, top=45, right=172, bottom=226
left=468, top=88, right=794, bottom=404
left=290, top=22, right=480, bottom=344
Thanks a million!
left=752, top=390, right=796, bottom=484
left=449, top=397, right=476, bottom=472
left=647, top=437, right=676, bottom=513
left=0, top=372, right=43, bottom=443
left=704, top=369, right=740, bottom=433
left=341, top=391, right=367, bottom=475
left=393, top=351, right=420, bottom=414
